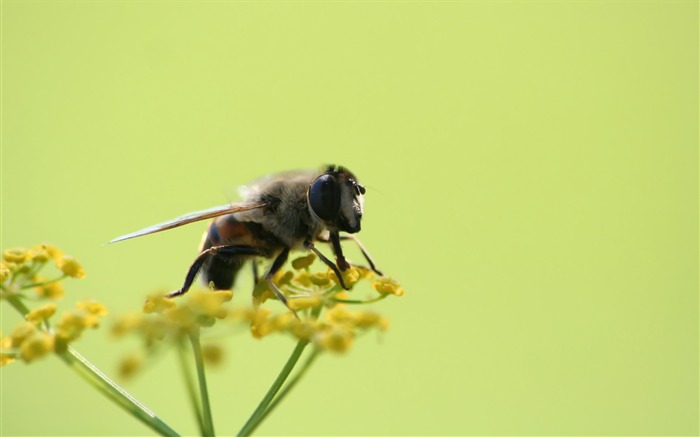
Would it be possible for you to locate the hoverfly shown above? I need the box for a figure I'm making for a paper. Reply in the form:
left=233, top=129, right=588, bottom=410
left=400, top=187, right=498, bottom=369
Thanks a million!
left=110, top=165, right=382, bottom=311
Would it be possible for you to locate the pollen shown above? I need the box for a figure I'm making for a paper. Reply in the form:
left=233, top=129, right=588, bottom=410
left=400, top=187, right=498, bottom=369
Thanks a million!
left=25, top=303, right=58, bottom=324
left=371, top=277, right=404, bottom=296
left=57, top=255, right=86, bottom=279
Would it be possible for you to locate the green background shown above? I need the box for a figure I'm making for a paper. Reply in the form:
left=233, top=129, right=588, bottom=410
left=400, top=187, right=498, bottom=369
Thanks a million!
left=1, top=1, right=697, bottom=435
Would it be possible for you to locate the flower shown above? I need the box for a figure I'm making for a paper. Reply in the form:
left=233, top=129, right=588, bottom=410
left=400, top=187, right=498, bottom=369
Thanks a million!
left=25, top=303, right=57, bottom=324
left=118, top=355, right=143, bottom=378
left=57, top=256, right=86, bottom=279
left=3, top=248, right=29, bottom=264
left=34, top=281, right=65, bottom=300
left=0, top=334, right=16, bottom=366
left=0, top=262, right=12, bottom=283
left=291, top=254, right=316, bottom=270
left=372, top=277, right=404, bottom=296
left=328, top=267, right=361, bottom=288
left=19, top=331, right=55, bottom=362
left=201, top=344, right=224, bottom=366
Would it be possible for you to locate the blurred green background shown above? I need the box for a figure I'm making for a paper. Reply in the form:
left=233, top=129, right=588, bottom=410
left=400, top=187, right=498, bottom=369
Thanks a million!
left=2, top=1, right=697, bottom=435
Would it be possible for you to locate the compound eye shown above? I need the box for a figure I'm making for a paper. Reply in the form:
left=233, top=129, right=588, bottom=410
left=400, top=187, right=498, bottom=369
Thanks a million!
left=309, top=174, right=340, bottom=221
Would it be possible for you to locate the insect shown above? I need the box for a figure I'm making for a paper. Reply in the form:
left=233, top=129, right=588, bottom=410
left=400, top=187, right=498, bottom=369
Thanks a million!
left=109, top=165, right=382, bottom=311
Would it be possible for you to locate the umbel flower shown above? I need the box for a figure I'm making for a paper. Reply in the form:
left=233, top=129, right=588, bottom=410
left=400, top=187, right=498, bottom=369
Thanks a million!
left=2, top=243, right=403, bottom=436
left=112, top=253, right=402, bottom=377
left=0, top=244, right=104, bottom=365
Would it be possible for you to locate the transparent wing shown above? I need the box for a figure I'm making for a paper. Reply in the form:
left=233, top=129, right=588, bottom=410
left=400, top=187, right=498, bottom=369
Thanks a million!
left=108, top=201, right=266, bottom=244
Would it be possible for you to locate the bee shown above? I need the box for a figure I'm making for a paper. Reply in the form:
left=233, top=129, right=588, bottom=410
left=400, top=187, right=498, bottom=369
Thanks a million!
left=109, top=165, right=382, bottom=311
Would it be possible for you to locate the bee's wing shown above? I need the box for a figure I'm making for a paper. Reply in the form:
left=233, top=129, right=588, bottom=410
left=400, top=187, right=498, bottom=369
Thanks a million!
left=108, top=201, right=267, bottom=244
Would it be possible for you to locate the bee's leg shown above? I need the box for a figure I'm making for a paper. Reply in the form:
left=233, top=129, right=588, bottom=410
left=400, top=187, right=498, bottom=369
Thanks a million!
left=329, top=231, right=350, bottom=271
left=263, top=247, right=299, bottom=319
left=167, top=245, right=264, bottom=298
left=337, top=234, right=383, bottom=276
left=305, top=239, right=349, bottom=290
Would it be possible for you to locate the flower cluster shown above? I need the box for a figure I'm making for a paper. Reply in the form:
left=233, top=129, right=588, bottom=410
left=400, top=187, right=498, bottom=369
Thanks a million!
left=112, top=254, right=403, bottom=376
left=1, top=244, right=104, bottom=365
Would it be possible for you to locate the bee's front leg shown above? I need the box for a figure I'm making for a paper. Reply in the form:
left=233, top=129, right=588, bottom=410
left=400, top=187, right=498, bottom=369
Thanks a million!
left=304, top=238, right=349, bottom=290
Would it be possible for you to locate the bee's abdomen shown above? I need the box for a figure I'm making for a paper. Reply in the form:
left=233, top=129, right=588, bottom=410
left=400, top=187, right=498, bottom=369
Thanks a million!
left=198, top=215, right=283, bottom=290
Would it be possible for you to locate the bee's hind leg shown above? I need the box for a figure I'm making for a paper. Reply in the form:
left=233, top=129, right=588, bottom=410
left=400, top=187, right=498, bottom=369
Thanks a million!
left=167, top=245, right=265, bottom=298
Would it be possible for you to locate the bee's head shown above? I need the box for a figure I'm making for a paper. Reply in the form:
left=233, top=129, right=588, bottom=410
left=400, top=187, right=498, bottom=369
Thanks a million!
left=308, top=165, right=366, bottom=233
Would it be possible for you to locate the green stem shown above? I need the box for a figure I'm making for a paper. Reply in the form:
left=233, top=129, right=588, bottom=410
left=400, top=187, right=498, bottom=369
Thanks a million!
left=238, top=305, right=322, bottom=437
left=259, top=346, right=321, bottom=422
left=19, top=274, right=67, bottom=290
left=331, top=294, right=388, bottom=305
left=4, top=294, right=179, bottom=436
left=189, top=331, right=215, bottom=437
left=176, top=338, right=205, bottom=435
left=237, top=338, right=309, bottom=437
left=57, top=346, right=179, bottom=436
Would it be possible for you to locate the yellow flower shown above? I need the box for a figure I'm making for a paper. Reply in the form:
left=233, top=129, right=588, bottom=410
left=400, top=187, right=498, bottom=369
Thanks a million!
left=291, top=254, right=316, bottom=270
left=55, top=311, right=88, bottom=342
left=252, top=280, right=276, bottom=306
left=57, top=255, right=86, bottom=278
left=111, top=312, right=145, bottom=337
left=352, top=310, right=390, bottom=331
left=315, top=324, right=354, bottom=353
left=328, top=267, right=361, bottom=288
left=189, top=290, right=233, bottom=319
left=143, top=294, right=177, bottom=314
left=10, top=321, right=38, bottom=346
left=118, top=355, right=143, bottom=378
left=25, top=304, right=57, bottom=324
left=250, top=307, right=273, bottom=338
left=3, top=248, right=29, bottom=264
left=201, top=344, right=224, bottom=366
left=28, top=244, right=51, bottom=263
left=371, top=277, right=404, bottom=296
left=19, top=331, right=55, bottom=362
left=273, top=270, right=294, bottom=287
left=288, top=295, right=323, bottom=311
left=293, top=271, right=312, bottom=287
left=0, top=262, right=12, bottom=283
left=308, top=272, right=330, bottom=287
left=35, top=281, right=65, bottom=300
left=1, top=334, right=16, bottom=366
left=291, top=319, right=320, bottom=341
left=43, top=244, right=64, bottom=261
left=76, top=300, right=109, bottom=317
